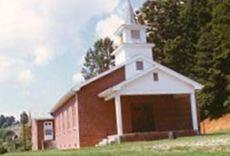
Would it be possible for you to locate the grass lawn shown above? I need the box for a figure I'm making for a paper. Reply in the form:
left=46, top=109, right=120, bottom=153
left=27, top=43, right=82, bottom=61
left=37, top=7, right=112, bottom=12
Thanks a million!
left=4, top=132, right=230, bottom=156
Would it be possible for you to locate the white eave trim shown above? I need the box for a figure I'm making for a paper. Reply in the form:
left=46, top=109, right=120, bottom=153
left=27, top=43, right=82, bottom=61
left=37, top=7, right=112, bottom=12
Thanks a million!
left=114, top=24, right=148, bottom=36
left=155, top=63, right=204, bottom=90
left=114, top=67, right=158, bottom=90
left=72, top=65, right=124, bottom=92
left=50, top=90, right=76, bottom=114
left=33, top=117, right=54, bottom=121
left=98, top=64, right=204, bottom=100
left=72, top=55, right=154, bottom=92
left=98, top=67, right=158, bottom=99
left=111, top=43, right=155, bottom=56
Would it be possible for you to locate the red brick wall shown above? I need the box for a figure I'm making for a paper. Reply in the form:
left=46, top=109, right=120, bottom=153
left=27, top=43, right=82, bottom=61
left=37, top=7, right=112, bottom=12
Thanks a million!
left=153, top=95, right=193, bottom=131
left=52, top=96, right=80, bottom=149
left=32, top=120, right=38, bottom=150
left=32, top=119, right=55, bottom=150
left=78, top=67, right=125, bottom=147
left=121, top=95, right=193, bottom=133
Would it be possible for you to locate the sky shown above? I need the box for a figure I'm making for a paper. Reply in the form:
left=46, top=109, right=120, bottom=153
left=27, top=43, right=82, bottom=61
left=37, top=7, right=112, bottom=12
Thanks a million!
left=0, top=0, right=146, bottom=119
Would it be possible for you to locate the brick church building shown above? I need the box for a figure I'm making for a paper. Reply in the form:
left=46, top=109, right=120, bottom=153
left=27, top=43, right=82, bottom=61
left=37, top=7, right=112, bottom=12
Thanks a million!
left=32, top=0, right=203, bottom=150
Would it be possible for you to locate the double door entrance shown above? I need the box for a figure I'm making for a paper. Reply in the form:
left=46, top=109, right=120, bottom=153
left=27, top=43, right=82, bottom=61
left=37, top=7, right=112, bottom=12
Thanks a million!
left=131, top=103, right=155, bottom=132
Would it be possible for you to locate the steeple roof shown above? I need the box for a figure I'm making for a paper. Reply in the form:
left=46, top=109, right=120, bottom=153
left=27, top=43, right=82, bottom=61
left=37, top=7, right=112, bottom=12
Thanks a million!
left=125, top=0, right=136, bottom=25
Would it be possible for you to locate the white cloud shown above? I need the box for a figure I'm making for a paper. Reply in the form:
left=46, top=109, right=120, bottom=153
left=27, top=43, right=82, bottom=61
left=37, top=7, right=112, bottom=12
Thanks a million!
left=96, top=14, right=124, bottom=44
left=0, top=0, right=123, bottom=118
left=18, top=69, right=34, bottom=84
left=21, top=90, right=31, bottom=98
left=34, top=46, right=54, bottom=65
left=96, top=0, right=148, bottom=44
left=0, top=54, right=34, bottom=84
left=0, top=0, right=120, bottom=85
left=73, top=72, right=84, bottom=84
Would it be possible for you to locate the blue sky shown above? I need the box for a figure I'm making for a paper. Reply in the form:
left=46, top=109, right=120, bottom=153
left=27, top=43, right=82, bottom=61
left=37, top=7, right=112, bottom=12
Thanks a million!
left=0, top=0, right=146, bottom=119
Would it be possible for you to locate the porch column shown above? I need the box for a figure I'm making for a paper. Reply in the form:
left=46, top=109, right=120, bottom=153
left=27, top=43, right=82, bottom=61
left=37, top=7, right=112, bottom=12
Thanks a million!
left=115, top=94, right=123, bottom=136
left=190, top=91, right=199, bottom=131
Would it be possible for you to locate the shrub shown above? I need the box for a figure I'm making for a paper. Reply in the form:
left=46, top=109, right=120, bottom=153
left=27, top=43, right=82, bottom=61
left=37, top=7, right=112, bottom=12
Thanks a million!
left=0, top=145, right=7, bottom=154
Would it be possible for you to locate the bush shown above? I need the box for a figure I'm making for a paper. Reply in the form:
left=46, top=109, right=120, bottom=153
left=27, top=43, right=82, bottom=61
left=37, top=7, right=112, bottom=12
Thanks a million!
left=0, top=145, right=7, bottom=154
left=0, top=129, right=15, bottom=141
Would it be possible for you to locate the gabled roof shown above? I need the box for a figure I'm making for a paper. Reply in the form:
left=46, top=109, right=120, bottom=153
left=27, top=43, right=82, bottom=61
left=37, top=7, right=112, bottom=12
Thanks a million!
left=51, top=55, right=204, bottom=114
left=33, top=117, right=54, bottom=121
left=99, top=62, right=204, bottom=99
left=50, top=55, right=150, bottom=114
left=72, top=55, right=151, bottom=91
left=98, top=66, right=157, bottom=99
left=50, top=90, right=76, bottom=114
left=154, top=63, right=204, bottom=90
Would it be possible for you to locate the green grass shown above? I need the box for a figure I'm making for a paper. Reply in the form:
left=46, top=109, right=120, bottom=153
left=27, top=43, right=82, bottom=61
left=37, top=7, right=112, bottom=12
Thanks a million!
left=4, top=132, right=230, bottom=156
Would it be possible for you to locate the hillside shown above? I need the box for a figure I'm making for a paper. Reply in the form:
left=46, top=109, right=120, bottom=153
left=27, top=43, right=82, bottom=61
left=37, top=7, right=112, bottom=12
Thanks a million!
left=201, top=114, right=230, bottom=134
left=4, top=132, right=230, bottom=156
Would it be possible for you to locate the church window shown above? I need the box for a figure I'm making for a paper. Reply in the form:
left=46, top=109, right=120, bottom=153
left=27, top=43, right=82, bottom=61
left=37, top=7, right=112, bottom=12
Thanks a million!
left=131, top=30, right=140, bottom=39
left=136, top=61, right=144, bottom=70
left=153, top=73, right=159, bottom=81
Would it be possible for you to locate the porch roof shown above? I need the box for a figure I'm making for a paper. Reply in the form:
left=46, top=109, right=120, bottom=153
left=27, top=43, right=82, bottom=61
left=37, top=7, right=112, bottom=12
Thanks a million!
left=98, top=63, right=204, bottom=100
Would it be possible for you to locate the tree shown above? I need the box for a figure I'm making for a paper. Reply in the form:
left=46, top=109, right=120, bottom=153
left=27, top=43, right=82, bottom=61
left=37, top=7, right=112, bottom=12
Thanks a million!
left=81, top=37, right=115, bottom=80
left=0, top=115, right=16, bottom=128
left=195, top=0, right=230, bottom=119
left=165, top=0, right=211, bottom=77
left=138, top=0, right=230, bottom=120
left=137, top=0, right=184, bottom=63
left=20, top=112, right=28, bottom=151
left=0, top=129, right=18, bottom=153
left=138, top=0, right=211, bottom=77
left=0, top=145, right=7, bottom=154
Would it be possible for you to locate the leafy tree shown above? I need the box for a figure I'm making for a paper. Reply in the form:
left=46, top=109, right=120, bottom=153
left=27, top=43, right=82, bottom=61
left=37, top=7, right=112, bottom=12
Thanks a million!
left=138, top=0, right=230, bottom=120
left=0, top=115, right=16, bottom=128
left=166, top=0, right=211, bottom=77
left=0, top=145, right=7, bottom=154
left=139, top=0, right=211, bottom=77
left=195, top=0, right=230, bottom=119
left=20, top=112, right=28, bottom=125
left=0, top=129, right=18, bottom=153
left=20, top=112, right=29, bottom=151
left=0, top=129, right=14, bottom=142
left=81, top=37, right=115, bottom=80
left=224, top=97, right=230, bottom=110
left=137, top=0, right=184, bottom=63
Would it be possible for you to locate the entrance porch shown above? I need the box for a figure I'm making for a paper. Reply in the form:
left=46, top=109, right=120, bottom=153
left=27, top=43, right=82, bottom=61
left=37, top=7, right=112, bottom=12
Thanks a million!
left=114, top=94, right=199, bottom=139
left=97, top=94, right=199, bottom=146
left=97, top=65, right=202, bottom=144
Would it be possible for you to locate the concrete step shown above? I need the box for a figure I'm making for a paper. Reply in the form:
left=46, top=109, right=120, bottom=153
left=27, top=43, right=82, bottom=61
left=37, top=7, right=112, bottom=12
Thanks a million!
left=96, top=135, right=120, bottom=147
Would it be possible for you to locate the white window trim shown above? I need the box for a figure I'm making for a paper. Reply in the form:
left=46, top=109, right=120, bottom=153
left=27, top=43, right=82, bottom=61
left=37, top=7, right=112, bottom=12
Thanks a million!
left=44, top=121, right=54, bottom=141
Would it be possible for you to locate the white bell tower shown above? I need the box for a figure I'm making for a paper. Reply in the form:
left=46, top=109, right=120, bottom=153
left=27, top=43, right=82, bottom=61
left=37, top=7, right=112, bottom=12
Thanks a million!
left=112, top=0, right=155, bottom=66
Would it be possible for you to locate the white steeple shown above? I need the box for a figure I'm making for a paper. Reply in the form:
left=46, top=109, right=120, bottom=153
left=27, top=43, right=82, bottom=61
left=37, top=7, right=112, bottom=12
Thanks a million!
left=113, top=0, right=155, bottom=66
left=125, top=0, right=136, bottom=25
